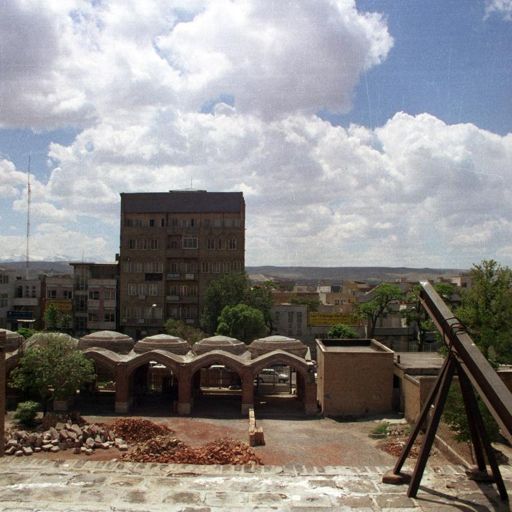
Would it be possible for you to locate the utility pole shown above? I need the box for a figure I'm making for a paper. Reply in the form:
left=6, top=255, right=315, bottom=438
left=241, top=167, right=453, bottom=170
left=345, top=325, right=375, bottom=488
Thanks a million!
left=25, top=155, right=31, bottom=280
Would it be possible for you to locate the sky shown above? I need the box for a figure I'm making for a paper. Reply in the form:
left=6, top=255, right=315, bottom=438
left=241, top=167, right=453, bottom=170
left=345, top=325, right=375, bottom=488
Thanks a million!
left=1, top=0, right=511, bottom=268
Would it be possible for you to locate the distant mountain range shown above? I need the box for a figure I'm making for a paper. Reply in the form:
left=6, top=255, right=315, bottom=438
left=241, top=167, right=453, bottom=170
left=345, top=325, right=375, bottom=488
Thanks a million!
left=246, top=266, right=466, bottom=284
left=0, top=261, right=466, bottom=283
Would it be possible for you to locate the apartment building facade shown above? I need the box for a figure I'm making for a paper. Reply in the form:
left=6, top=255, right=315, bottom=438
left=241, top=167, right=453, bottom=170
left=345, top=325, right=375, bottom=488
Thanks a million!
left=119, top=190, right=245, bottom=338
left=70, top=263, right=118, bottom=336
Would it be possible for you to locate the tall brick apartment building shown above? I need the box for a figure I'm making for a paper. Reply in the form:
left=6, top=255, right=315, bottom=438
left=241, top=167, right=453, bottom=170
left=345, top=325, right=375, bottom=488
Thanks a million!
left=119, top=191, right=245, bottom=338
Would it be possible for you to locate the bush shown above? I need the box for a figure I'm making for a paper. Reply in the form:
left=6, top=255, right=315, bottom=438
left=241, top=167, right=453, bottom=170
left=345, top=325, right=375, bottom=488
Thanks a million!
left=14, top=401, right=40, bottom=427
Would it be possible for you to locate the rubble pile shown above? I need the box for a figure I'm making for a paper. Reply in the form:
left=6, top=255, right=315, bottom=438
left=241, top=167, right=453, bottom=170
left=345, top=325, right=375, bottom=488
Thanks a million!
left=122, top=436, right=262, bottom=465
left=110, top=418, right=174, bottom=443
left=3, top=422, right=128, bottom=456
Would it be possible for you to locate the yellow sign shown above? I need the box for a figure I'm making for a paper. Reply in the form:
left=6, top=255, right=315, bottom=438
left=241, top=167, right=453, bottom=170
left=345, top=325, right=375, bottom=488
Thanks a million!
left=308, top=312, right=358, bottom=326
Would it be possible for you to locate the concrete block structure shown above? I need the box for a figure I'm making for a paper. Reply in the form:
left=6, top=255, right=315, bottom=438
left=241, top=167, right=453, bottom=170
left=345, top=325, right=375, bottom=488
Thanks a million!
left=316, top=338, right=394, bottom=417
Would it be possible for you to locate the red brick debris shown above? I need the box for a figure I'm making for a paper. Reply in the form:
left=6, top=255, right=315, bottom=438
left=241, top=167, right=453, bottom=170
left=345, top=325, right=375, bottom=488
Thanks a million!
left=110, top=418, right=174, bottom=443
left=121, top=433, right=262, bottom=465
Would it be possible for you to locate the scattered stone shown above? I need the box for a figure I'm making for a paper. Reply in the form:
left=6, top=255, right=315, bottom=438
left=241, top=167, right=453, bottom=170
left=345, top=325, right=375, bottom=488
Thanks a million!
left=22, top=447, right=33, bottom=456
left=50, top=446, right=60, bottom=453
left=5, top=446, right=16, bottom=456
left=15, top=450, right=23, bottom=457
left=42, top=444, right=53, bottom=452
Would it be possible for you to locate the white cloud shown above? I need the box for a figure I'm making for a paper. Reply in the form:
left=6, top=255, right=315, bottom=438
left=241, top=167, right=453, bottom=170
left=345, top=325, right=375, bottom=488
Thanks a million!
left=0, top=0, right=392, bottom=128
left=1, top=1, right=511, bottom=268
left=485, top=0, right=512, bottom=20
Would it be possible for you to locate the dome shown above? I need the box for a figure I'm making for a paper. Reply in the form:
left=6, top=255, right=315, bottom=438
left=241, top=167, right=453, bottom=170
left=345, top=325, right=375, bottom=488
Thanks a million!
left=192, top=335, right=247, bottom=356
left=25, top=332, right=78, bottom=350
left=78, top=330, right=134, bottom=354
left=248, top=335, right=308, bottom=358
left=134, top=334, right=190, bottom=355
left=0, top=328, right=24, bottom=352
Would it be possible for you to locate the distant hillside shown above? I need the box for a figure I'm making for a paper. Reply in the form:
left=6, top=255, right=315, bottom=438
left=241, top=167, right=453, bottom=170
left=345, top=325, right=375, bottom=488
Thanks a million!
left=0, top=261, right=466, bottom=283
left=246, top=266, right=467, bottom=284
left=0, top=261, right=73, bottom=275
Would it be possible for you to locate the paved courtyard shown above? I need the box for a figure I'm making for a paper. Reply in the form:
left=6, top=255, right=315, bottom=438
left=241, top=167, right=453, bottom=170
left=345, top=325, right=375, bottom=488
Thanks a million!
left=0, top=457, right=510, bottom=511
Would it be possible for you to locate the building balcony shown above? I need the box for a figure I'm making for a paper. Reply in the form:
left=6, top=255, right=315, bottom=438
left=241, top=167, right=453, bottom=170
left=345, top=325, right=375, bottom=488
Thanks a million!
left=12, top=298, right=39, bottom=307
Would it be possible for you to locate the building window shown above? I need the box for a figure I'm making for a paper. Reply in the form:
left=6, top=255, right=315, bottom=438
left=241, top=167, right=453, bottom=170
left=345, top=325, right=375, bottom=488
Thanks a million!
left=207, top=239, right=215, bottom=250
left=228, top=239, right=237, bottom=250
left=183, top=237, right=198, bottom=249
left=63, top=290, right=73, bottom=299
left=0, top=275, right=8, bottom=284
left=149, top=219, right=155, bottom=227
left=128, top=239, right=135, bottom=249
left=89, top=290, right=100, bottom=300
left=47, top=290, right=57, bottom=299
left=104, top=310, right=115, bottom=323
left=0, top=293, right=8, bottom=308
left=88, top=311, right=99, bottom=322
left=104, top=288, right=115, bottom=300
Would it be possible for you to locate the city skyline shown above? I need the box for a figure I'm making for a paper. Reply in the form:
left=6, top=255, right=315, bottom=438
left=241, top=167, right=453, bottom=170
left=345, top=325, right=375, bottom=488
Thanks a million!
left=1, top=0, right=511, bottom=268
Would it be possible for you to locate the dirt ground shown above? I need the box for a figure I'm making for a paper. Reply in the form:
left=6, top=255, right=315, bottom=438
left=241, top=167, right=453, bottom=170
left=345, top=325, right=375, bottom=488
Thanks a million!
left=5, top=411, right=452, bottom=467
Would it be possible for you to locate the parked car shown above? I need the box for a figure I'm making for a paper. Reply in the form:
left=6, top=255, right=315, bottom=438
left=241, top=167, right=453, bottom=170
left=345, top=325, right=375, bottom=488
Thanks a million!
left=256, top=368, right=289, bottom=384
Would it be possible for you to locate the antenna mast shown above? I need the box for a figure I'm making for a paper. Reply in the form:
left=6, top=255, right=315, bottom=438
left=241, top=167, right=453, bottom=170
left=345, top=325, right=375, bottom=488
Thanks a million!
left=25, top=155, right=31, bottom=280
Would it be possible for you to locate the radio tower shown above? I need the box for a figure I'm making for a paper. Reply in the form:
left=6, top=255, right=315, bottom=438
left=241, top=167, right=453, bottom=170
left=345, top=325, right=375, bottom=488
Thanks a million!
left=25, top=155, right=31, bottom=280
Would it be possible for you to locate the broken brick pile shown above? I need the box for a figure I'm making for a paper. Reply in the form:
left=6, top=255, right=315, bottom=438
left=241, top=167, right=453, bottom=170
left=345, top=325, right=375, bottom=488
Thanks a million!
left=110, top=418, right=174, bottom=443
left=3, top=422, right=128, bottom=457
left=122, top=436, right=262, bottom=465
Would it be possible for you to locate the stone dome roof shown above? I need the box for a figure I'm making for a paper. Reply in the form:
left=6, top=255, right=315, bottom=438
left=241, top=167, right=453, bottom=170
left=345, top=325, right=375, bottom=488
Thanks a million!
left=78, top=330, right=134, bottom=354
left=134, top=334, right=190, bottom=355
left=249, top=335, right=308, bottom=358
left=25, top=332, right=78, bottom=350
left=0, top=328, right=24, bottom=352
left=192, top=335, right=247, bottom=355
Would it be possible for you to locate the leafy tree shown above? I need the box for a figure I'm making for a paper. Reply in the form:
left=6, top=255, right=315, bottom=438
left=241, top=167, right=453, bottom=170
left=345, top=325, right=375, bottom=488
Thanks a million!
left=201, top=273, right=249, bottom=333
left=201, top=273, right=274, bottom=334
left=357, top=283, right=404, bottom=338
left=17, top=327, right=36, bottom=339
left=14, top=401, right=39, bottom=427
left=245, top=281, right=274, bottom=330
left=44, top=304, right=72, bottom=333
left=327, top=323, right=358, bottom=339
left=216, top=304, right=268, bottom=343
left=165, top=318, right=205, bottom=343
left=44, top=303, right=60, bottom=331
left=10, top=334, right=95, bottom=413
left=442, top=260, right=511, bottom=445
left=457, top=259, right=512, bottom=364
left=403, top=282, right=455, bottom=351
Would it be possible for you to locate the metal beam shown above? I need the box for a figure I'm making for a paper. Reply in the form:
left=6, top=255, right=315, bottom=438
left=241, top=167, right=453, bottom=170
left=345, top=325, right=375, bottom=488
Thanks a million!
left=419, top=280, right=512, bottom=443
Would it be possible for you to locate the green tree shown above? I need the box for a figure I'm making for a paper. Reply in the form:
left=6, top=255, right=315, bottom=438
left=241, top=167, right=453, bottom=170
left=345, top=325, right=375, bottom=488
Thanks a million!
left=10, top=334, right=95, bottom=413
left=441, top=260, right=512, bottom=445
left=201, top=273, right=249, bottom=333
left=44, top=304, right=72, bottom=332
left=44, top=303, right=60, bottom=331
left=327, top=323, right=358, bottom=339
left=457, top=259, right=512, bottom=364
left=216, top=304, right=268, bottom=343
left=201, top=273, right=274, bottom=334
left=164, top=318, right=205, bottom=343
left=357, top=283, right=404, bottom=338
left=403, top=282, right=455, bottom=351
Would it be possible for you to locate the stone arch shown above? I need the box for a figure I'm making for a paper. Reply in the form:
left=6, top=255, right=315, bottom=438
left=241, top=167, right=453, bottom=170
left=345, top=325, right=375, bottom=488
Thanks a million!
left=188, top=351, right=247, bottom=377
left=250, top=351, right=310, bottom=381
left=125, top=350, right=183, bottom=378
left=82, top=349, right=120, bottom=374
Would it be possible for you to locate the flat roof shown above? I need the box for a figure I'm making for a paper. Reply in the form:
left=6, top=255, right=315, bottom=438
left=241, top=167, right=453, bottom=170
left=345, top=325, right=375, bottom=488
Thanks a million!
left=121, top=191, right=244, bottom=214
left=316, top=338, right=393, bottom=354
left=395, top=352, right=444, bottom=374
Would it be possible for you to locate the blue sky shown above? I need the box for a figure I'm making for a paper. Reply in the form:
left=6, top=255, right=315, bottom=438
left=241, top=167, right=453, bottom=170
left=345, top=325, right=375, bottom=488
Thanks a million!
left=1, top=0, right=511, bottom=268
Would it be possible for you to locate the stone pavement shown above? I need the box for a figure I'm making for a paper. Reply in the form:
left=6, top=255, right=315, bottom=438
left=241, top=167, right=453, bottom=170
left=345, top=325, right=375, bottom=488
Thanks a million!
left=0, top=458, right=510, bottom=511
